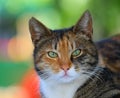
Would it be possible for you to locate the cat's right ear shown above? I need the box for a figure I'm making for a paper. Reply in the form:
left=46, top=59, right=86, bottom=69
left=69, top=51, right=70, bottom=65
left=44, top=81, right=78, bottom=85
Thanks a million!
left=29, top=17, right=51, bottom=43
left=73, top=10, right=93, bottom=39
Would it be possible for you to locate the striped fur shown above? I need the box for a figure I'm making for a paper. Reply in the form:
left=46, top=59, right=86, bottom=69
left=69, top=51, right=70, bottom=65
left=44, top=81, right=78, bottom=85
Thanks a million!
left=73, top=67, right=120, bottom=98
left=29, top=10, right=120, bottom=98
left=96, top=34, right=120, bottom=73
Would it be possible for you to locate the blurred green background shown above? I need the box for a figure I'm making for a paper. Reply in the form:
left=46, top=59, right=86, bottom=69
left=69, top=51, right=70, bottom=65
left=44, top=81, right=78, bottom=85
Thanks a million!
left=0, top=0, right=120, bottom=97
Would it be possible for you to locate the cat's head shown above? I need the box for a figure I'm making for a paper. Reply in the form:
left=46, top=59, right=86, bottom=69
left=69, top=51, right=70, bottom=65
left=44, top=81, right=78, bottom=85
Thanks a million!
left=29, top=10, right=98, bottom=83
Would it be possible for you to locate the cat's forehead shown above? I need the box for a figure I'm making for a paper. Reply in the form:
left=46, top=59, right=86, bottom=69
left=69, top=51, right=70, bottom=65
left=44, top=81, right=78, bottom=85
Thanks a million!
left=52, top=27, right=76, bottom=41
left=58, top=35, right=73, bottom=46
left=54, top=32, right=76, bottom=49
left=52, top=29, right=85, bottom=46
left=51, top=26, right=89, bottom=42
left=50, top=29, right=86, bottom=50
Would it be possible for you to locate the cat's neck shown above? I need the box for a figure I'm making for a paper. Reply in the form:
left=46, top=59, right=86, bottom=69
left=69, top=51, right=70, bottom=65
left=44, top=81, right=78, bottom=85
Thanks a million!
left=40, top=74, right=89, bottom=98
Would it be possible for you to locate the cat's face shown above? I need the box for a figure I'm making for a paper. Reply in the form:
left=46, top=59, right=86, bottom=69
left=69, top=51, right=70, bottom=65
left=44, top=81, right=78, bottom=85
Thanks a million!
left=29, top=11, right=98, bottom=83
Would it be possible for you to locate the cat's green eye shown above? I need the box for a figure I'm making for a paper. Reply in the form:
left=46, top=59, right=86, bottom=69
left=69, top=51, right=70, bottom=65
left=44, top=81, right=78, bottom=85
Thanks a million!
left=71, top=49, right=82, bottom=58
left=48, top=51, right=58, bottom=58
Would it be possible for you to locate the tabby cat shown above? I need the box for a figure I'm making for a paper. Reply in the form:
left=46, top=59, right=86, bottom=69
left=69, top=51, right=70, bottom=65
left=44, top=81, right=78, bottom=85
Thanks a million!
left=29, top=11, right=120, bottom=98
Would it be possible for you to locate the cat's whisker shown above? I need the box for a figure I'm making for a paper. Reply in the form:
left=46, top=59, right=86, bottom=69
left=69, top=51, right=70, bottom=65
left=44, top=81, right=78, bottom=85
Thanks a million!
left=91, top=73, right=103, bottom=83
left=92, top=73, right=104, bottom=83
left=82, top=71, right=104, bottom=84
left=83, top=73, right=98, bottom=87
left=86, top=67, right=106, bottom=82
left=37, top=71, right=50, bottom=80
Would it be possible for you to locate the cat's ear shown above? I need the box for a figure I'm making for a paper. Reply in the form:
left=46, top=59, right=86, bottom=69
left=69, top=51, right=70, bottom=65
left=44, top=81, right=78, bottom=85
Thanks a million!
left=73, top=10, right=93, bottom=39
left=29, top=17, right=52, bottom=43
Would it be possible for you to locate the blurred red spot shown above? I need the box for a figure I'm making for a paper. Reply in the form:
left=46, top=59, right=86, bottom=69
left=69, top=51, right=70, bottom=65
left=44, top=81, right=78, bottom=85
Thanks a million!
left=21, top=68, right=41, bottom=98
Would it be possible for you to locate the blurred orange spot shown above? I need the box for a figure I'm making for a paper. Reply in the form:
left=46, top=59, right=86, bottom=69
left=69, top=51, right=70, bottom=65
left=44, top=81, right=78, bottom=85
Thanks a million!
left=7, top=36, right=33, bottom=61
left=0, top=86, right=30, bottom=98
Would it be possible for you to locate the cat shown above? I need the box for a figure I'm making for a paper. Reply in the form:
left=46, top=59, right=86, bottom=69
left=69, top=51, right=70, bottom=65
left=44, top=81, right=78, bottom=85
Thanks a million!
left=29, top=10, right=120, bottom=98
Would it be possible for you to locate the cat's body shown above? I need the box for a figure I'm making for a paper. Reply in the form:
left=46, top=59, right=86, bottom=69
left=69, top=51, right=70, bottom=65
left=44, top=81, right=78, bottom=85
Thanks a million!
left=29, top=11, right=120, bottom=98
left=96, top=34, right=120, bottom=73
left=74, top=67, right=120, bottom=98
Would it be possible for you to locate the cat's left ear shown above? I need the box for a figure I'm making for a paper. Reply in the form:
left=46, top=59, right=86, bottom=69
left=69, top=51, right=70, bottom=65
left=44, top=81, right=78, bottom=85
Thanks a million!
left=73, top=10, right=93, bottom=39
left=29, top=17, right=52, bottom=43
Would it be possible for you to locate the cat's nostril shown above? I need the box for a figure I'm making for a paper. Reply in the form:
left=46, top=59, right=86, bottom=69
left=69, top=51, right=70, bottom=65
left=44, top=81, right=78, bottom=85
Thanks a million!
left=60, top=66, right=70, bottom=71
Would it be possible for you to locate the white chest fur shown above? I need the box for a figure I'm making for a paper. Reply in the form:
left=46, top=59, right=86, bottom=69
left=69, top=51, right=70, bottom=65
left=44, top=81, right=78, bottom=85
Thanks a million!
left=40, top=75, right=89, bottom=98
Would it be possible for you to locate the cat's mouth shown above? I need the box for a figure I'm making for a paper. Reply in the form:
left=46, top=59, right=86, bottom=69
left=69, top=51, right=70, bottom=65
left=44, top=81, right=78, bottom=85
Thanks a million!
left=61, top=73, right=72, bottom=78
left=57, top=72, right=77, bottom=83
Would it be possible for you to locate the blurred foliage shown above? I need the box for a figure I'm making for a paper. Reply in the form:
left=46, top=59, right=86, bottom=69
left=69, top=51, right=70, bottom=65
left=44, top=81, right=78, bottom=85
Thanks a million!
left=0, top=61, right=30, bottom=87
left=89, top=0, right=120, bottom=38
left=0, top=0, right=120, bottom=39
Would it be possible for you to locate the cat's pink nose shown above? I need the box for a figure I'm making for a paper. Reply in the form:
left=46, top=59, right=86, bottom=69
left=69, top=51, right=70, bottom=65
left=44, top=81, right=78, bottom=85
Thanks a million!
left=60, top=65, right=70, bottom=72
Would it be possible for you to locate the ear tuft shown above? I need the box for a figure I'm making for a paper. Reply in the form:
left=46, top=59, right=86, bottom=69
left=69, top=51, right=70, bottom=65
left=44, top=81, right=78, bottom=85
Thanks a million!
left=29, top=17, right=51, bottom=43
left=73, top=10, right=93, bottom=39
